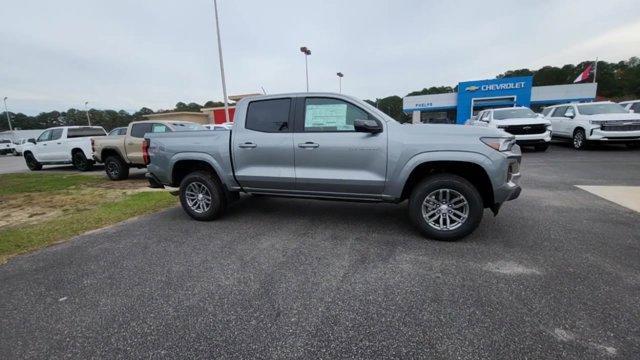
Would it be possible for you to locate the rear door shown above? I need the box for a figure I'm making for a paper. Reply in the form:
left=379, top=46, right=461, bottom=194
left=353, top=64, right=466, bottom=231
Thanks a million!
left=126, top=123, right=171, bottom=164
left=549, top=106, right=568, bottom=136
left=232, top=98, right=295, bottom=191
left=293, top=96, right=387, bottom=196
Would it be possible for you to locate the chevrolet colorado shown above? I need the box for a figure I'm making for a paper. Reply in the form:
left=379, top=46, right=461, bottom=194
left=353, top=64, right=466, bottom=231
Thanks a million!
left=146, top=93, right=522, bottom=241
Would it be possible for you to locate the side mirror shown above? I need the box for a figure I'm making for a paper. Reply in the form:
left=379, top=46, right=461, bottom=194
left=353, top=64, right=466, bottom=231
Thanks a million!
left=28, top=138, right=36, bottom=144
left=354, top=119, right=382, bottom=134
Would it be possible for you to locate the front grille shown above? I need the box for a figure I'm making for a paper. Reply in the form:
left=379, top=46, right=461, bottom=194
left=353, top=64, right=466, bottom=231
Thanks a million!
left=601, top=122, right=640, bottom=131
left=500, top=124, right=547, bottom=135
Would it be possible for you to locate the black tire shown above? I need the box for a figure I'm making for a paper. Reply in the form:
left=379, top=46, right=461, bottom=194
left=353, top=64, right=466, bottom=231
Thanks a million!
left=104, top=155, right=130, bottom=180
left=572, top=128, right=587, bottom=150
left=409, top=174, right=484, bottom=241
left=72, top=150, right=93, bottom=171
left=24, top=152, right=42, bottom=171
left=179, top=171, right=226, bottom=221
left=535, top=143, right=549, bottom=152
left=626, top=142, right=640, bottom=149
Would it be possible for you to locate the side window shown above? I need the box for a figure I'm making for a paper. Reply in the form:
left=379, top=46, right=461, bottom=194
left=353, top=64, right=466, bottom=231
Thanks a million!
left=542, top=108, right=553, bottom=116
left=151, top=123, right=170, bottom=133
left=304, top=97, right=370, bottom=132
left=37, top=130, right=52, bottom=142
left=564, top=106, right=576, bottom=118
left=631, top=103, right=640, bottom=113
left=552, top=106, right=567, bottom=117
left=130, top=123, right=153, bottom=138
left=480, top=111, right=490, bottom=121
left=50, top=128, right=63, bottom=140
left=246, top=98, right=291, bottom=132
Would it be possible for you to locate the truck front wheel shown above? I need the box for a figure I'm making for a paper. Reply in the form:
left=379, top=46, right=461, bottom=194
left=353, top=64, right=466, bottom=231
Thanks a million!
left=409, top=174, right=483, bottom=241
left=24, top=152, right=43, bottom=171
left=104, top=155, right=130, bottom=180
left=179, top=171, right=226, bottom=221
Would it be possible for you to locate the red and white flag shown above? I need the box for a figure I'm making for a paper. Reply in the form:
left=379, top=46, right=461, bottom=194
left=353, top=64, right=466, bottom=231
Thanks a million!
left=573, top=64, right=593, bottom=83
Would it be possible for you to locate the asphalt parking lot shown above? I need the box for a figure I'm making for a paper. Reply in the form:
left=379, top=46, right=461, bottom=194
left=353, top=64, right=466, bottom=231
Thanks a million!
left=1, top=142, right=639, bottom=359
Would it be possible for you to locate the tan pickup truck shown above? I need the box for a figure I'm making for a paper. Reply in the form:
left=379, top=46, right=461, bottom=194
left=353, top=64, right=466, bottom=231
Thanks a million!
left=93, top=120, right=204, bottom=180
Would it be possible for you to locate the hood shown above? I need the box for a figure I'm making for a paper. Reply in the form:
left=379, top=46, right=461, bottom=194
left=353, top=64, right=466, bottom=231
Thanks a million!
left=395, top=122, right=510, bottom=138
left=491, top=118, right=550, bottom=126
left=581, top=113, right=640, bottom=121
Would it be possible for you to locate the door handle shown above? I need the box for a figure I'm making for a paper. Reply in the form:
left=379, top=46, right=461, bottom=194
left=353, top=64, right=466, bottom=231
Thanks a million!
left=56, top=142, right=62, bottom=145
left=298, top=142, right=319, bottom=149
left=238, top=142, right=257, bottom=149
left=127, top=142, right=134, bottom=146
left=42, top=143, right=47, bottom=146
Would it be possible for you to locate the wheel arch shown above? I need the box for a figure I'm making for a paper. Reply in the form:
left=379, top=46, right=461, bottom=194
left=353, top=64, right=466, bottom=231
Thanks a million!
left=397, top=157, right=495, bottom=208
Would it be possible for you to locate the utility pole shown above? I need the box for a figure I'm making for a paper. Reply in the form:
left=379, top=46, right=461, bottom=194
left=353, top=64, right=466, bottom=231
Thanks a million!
left=3, top=97, right=13, bottom=131
left=213, top=0, right=230, bottom=123
left=336, top=72, right=343, bottom=93
left=300, top=46, right=311, bottom=91
left=84, top=101, right=92, bottom=126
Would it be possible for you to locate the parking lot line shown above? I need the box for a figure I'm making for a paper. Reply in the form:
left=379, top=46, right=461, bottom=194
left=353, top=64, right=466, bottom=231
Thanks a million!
left=576, top=185, right=640, bottom=213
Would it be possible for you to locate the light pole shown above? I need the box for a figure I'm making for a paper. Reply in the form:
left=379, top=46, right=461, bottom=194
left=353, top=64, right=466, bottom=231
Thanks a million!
left=84, top=101, right=92, bottom=126
left=336, top=72, right=343, bottom=93
left=213, top=0, right=230, bottom=123
left=300, top=46, right=311, bottom=92
left=3, top=97, right=13, bottom=131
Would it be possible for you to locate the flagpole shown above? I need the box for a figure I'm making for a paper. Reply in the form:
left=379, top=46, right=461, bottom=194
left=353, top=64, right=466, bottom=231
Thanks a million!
left=593, top=57, right=598, bottom=83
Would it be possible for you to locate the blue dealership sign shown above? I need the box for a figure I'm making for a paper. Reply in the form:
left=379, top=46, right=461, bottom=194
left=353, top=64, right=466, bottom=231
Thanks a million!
left=456, top=76, right=533, bottom=123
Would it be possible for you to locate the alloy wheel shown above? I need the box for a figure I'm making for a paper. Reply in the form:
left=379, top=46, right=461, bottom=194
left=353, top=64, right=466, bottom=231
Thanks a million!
left=421, top=188, right=469, bottom=231
left=185, top=181, right=213, bottom=214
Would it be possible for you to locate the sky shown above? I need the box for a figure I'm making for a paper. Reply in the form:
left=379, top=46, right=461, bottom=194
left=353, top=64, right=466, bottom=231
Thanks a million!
left=1, top=0, right=640, bottom=115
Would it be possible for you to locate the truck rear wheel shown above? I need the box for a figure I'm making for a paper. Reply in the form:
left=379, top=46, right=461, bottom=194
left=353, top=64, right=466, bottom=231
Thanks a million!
left=72, top=150, right=93, bottom=171
left=179, top=171, right=226, bottom=221
left=409, top=174, right=483, bottom=241
left=104, top=155, right=130, bottom=180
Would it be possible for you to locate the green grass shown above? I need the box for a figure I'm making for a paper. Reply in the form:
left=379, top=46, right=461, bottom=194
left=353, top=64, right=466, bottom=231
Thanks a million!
left=0, top=173, right=102, bottom=196
left=0, top=191, right=176, bottom=263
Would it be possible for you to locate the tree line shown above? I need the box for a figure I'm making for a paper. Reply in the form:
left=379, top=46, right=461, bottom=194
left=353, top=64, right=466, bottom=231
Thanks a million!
left=2, top=57, right=639, bottom=131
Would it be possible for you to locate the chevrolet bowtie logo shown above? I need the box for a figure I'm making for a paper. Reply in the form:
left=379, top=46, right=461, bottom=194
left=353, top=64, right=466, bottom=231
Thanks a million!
left=465, top=85, right=480, bottom=92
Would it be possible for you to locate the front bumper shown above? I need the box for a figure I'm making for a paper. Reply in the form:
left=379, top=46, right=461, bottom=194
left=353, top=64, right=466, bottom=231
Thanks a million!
left=493, top=146, right=522, bottom=206
left=514, top=131, right=551, bottom=144
left=588, top=128, right=640, bottom=141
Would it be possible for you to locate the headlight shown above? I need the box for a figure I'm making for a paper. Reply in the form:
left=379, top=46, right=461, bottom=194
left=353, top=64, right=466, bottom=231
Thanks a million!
left=590, top=120, right=605, bottom=126
left=480, top=137, right=516, bottom=152
left=546, top=124, right=553, bottom=131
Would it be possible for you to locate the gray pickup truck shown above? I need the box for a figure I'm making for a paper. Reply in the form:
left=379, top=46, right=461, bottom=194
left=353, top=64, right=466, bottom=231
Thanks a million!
left=145, top=93, right=521, bottom=241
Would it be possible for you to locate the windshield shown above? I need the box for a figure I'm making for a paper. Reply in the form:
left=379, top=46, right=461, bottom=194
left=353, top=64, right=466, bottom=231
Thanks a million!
left=171, top=122, right=205, bottom=131
left=577, top=103, right=628, bottom=115
left=493, top=108, right=538, bottom=120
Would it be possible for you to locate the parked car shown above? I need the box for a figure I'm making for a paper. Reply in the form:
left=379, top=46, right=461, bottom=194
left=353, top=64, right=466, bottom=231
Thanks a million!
left=22, top=126, right=107, bottom=171
left=92, top=120, right=205, bottom=180
left=468, top=107, right=552, bottom=151
left=0, top=139, right=14, bottom=155
left=108, top=127, right=127, bottom=136
left=145, top=93, right=522, bottom=241
left=619, top=100, right=640, bottom=113
left=544, top=101, right=640, bottom=149
left=12, top=138, right=33, bottom=156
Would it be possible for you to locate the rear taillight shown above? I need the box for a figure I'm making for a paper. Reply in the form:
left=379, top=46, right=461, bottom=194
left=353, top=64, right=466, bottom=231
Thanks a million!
left=142, top=139, right=150, bottom=165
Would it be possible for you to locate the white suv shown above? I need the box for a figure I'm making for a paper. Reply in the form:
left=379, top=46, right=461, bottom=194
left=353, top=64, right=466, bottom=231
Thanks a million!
left=543, top=101, right=640, bottom=149
left=469, top=107, right=552, bottom=151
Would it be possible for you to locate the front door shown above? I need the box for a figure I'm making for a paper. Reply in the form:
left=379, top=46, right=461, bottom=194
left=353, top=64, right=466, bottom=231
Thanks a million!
left=293, top=97, right=387, bottom=196
left=232, top=98, right=295, bottom=191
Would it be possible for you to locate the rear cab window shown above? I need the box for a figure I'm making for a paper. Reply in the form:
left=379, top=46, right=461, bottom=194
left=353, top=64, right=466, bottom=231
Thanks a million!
left=130, top=123, right=153, bottom=138
left=67, top=127, right=106, bottom=138
left=246, top=98, right=291, bottom=132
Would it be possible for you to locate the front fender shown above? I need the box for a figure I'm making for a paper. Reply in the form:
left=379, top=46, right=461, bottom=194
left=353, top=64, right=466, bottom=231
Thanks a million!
left=385, top=150, right=495, bottom=199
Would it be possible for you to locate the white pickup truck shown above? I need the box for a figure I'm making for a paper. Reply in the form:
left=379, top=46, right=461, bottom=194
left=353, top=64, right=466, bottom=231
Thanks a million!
left=22, top=126, right=107, bottom=171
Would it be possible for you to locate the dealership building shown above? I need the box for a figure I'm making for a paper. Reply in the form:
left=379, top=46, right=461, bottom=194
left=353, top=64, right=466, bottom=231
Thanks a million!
left=403, top=76, right=597, bottom=124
